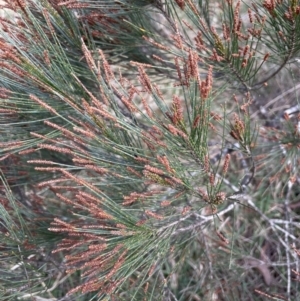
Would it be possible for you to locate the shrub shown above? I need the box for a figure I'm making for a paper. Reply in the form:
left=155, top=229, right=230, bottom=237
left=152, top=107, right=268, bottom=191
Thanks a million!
left=0, top=0, right=300, bottom=300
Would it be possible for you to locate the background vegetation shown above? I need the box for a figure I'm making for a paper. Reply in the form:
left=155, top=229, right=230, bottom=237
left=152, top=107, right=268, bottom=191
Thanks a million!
left=0, top=0, right=300, bottom=300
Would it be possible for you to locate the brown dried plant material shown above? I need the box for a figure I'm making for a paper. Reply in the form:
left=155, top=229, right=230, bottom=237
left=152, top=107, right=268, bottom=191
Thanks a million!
left=167, top=124, right=188, bottom=139
left=105, top=249, right=127, bottom=280
left=30, top=94, right=58, bottom=115
left=126, top=166, right=142, bottom=178
left=145, top=210, right=164, bottom=220
left=44, top=120, right=78, bottom=139
left=187, top=48, right=199, bottom=80
left=157, top=155, right=175, bottom=174
left=212, top=192, right=226, bottom=205
left=99, top=49, right=113, bottom=81
left=42, top=9, right=55, bottom=36
left=263, top=52, right=270, bottom=61
left=186, top=0, right=200, bottom=17
left=142, top=36, right=170, bottom=52
left=248, top=8, right=254, bottom=23
left=222, top=154, right=231, bottom=175
left=0, top=141, right=23, bottom=148
left=263, top=0, right=277, bottom=15
left=154, top=83, right=166, bottom=101
left=211, top=48, right=224, bottom=62
left=194, top=31, right=207, bottom=52
left=143, top=170, right=167, bottom=186
left=171, top=95, right=184, bottom=125
left=230, top=113, right=245, bottom=141
left=222, top=23, right=230, bottom=41
left=181, top=206, right=191, bottom=215
left=137, top=64, right=153, bottom=93
left=161, top=200, right=171, bottom=207
left=122, top=191, right=149, bottom=206
left=210, top=112, right=222, bottom=121
left=199, top=66, right=213, bottom=99
left=292, top=269, right=300, bottom=280
left=175, top=0, right=185, bottom=10
left=203, top=155, right=210, bottom=173
left=209, top=173, right=215, bottom=186
left=142, top=130, right=167, bottom=149
left=192, top=114, right=201, bottom=129
left=216, top=231, right=229, bottom=245
left=173, top=22, right=184, bottom=50
left=50, top=208, right=128, bottom=295
left=167, top=176, right=184, bottom=186
left=233, top=0, right=241, bottom=34
left=60, top=169, right=102, bottom=194
left=43, top=49, right=51, bottom=66
left=141, top=97, right=153, bottom=118
left=254, top=289, right=287, bottom=300
left=120, top=95, right=138, bottom=113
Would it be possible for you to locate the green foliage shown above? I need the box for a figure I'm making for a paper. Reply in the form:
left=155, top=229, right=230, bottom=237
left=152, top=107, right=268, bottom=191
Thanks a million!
left=0, top=0, right=300, bottom=300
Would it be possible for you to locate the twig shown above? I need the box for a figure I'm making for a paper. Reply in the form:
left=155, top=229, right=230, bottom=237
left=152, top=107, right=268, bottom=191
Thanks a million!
left=284, top=179, right=294, bottom=301
left=251, top=83, right=300, bottom=119
left=170, top=204, right=236, bottom=237
left=253, top=17, right=296, bottom=89
left=246, top=199, right=297, bottom=241
left=158, top=270, right=179, bottom=301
